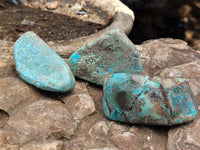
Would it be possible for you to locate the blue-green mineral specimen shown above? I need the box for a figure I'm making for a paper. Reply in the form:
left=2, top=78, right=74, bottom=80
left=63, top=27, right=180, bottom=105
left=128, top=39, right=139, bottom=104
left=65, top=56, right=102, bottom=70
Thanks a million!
left=67, top=29, right=142, bottom=86
left=103, top=73, right=198, bottom=125
left=14, top=31, right=75, bottom=93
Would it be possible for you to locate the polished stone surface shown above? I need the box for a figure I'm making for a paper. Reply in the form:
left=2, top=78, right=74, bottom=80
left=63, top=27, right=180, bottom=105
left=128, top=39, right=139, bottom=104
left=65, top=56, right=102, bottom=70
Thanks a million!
left=103, top=73, right=198, bottom=125
left=14, top=31, right=75, bottom=93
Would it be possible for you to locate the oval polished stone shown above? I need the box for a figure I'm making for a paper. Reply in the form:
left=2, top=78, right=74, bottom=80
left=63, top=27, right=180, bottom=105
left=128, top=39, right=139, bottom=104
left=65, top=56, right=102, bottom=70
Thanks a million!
left=67, top=29, right=142, bottom=86
left=14, top=31, right=75, bottom=93
left=103, top=73, right=198, bottom=125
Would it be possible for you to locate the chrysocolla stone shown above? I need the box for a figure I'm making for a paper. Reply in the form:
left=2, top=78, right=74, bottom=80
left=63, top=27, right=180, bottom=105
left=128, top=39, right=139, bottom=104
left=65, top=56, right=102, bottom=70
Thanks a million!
left=14, top=31, right=75, bottom=93
left=67, top=29, right=142, bottom=86
left=103, top=73, right=198, bottom=125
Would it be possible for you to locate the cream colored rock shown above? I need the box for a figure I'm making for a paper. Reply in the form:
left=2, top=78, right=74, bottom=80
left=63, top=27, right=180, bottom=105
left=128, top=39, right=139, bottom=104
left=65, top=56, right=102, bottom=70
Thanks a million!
left=46, top=1, right=59, bottom=10
left=158, top=61, right=200, bottom=79
left=0, top=130, right=19, bottom=150
left=65, top=93, right=96, bottom=120
left=20, top=140, right=63, bottom=150
left=63, top=121, right=114, bottom=149
left=88, top=121, right=109, bottom=139
left=74, top=94, right=96, bottom=119
left=70, top=3, right=82, bottom=12
left=167, top=114, right=200, bottom=150
left=0, top=77, right=39, bottom=115
left=108, top=121, right=168, bottom=150
left=7, top=100, right=77, bottom=144
left=0, top=144, right=18, bottom=150
left=88, top=147, right=118, bottom=150
left=0, top=60, right=15, bottom=78
left=108, top=122, right=129, bottom=136
left=110, top=131, right=137, bottom=150
left=0, top=40, right=15, bottom=78
left=0, top=40, right=13, bottom=55
left=139, top=38, right=200, bottom=76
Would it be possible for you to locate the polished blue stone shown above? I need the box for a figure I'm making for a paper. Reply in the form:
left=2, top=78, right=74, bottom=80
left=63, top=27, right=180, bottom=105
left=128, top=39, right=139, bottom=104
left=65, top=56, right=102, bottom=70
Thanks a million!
left=103, top=73, right=198, bottom=125
left=67, top=29, right=142, bottom=86
left=14, top=31, right=75, bottom=93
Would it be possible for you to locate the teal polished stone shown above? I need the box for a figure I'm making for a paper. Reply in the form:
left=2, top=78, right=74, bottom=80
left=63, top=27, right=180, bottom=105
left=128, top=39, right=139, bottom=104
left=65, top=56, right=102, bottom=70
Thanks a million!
left=103, top=73, right=198, bottom=125
left=67, top=29, right=142, bottom=86
left=14, top=31, right=75, bottom=93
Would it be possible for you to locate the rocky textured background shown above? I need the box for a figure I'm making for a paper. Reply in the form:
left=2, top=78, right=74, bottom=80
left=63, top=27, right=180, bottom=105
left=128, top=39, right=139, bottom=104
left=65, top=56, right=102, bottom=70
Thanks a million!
left=0, top=38, right=200, bottom=149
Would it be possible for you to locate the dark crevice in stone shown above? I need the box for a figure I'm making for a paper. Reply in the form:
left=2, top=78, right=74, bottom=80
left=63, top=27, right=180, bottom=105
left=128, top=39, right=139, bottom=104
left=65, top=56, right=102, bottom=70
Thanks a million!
left=0, top=109, right=9, bottom=128
left=0, top=109, right=9, bottom=117
left=130, top=90, right=143, bottom=111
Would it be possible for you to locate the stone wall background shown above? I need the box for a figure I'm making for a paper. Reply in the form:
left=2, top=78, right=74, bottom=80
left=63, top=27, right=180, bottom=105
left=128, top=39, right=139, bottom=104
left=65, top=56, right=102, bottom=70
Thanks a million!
left=1, top=38, right=200, bottom=149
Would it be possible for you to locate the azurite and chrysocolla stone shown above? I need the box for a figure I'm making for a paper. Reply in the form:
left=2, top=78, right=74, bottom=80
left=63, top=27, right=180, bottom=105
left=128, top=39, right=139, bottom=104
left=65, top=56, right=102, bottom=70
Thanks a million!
left=103, top=73, right=198, bottom=125
left=67, top=29, right=142, bottom=86
left=14, top=31, right=75, bottom=93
